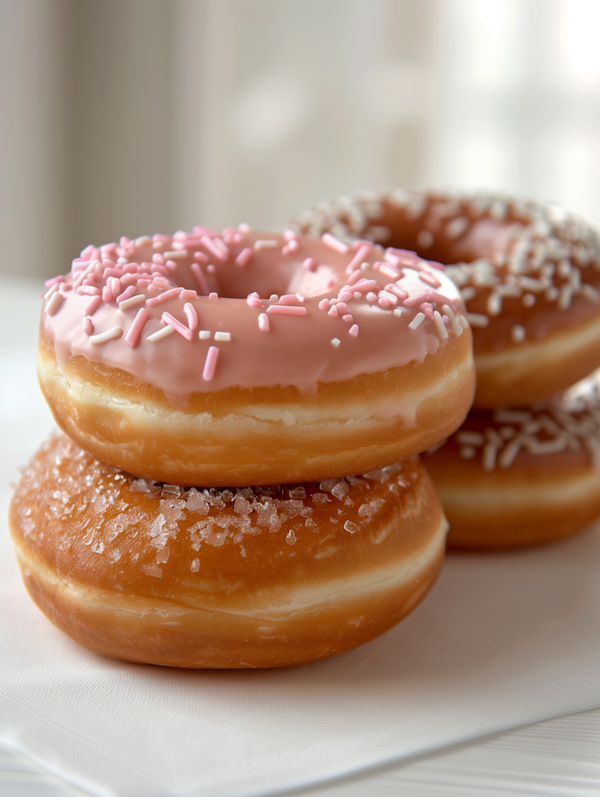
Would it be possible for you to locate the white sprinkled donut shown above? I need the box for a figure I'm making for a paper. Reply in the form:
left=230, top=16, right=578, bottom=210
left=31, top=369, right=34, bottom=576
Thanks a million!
left=38, top=225, right=474, bottom=486
left=424, top=371, right=600, bottom=549
left=290, top=189, right=600, bottom=408
left=9, top=434, right=447, bottom=668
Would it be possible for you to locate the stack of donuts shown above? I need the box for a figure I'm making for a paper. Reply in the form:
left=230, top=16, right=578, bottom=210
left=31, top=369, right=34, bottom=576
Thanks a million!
left=291, top=189, right=600, bottom=549
left=9, top=225, right=475, bottom=667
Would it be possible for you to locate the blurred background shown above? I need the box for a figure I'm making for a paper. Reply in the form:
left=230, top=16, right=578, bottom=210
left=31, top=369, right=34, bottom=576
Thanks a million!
left=2, top=0, right=600, bottom=279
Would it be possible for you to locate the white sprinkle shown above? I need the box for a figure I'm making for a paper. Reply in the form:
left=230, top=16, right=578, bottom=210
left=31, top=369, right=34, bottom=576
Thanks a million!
left=487, top=292, right=502, bottom=316
left=442, top=304, right=463, bottom=336
left=393, top=307, right=403, bottom=317
left=135, top=236, right=152, bottom=246
left=409, top=312, right=425, bottom=330
left=496, top=283, right=522, bottom=298
left=147, top=325, right=175, bottom=343
left=459, top=446, right=476, bottom=459
left=494, top=408, right=532, bottom=424
left=433, top=310, right=448, bottom=339
left=582, top=283, right=600, bottom=302
left=466, top=312, right=489, bottom=328
left=331, top=338, right=341, bottom=347
left=498, top=438, right=523, bottom=469
left=445, top=216, right=469, bottom=239
left=417, top=229, right=433, bottom=248
left=482, top=442, right=498, bottom=472
left=199, top=330, right=211, bottom=339
left=459, top=314, right=469, bottom=329
left=214, top=331, right=231, bottom=341
left=119, top=294, right=146, bottom=310
left=522, top=293, right=536, bottom=307
left=460, top=286, right=477, bottom=303
left=558, top=283, right=574, bottom=310
left=117, top=257, right=129, bottom=264
left=456, top=431, right=485, bottom=446
left=163, top=249, right=188, bottom=259
left=90, top=326, right=123, bottom=345
left=254, top=239, right=278, bottom=250
left=190, top=558, right=200, bottom=573
left=511, top=324, right=526, bottom=343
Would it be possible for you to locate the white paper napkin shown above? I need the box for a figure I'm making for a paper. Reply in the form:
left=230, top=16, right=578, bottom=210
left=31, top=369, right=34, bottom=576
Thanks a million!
left=2, top=278, right=600, bottom=797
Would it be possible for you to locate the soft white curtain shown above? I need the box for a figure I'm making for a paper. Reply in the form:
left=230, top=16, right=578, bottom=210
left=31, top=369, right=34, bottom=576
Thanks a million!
left=2, top=0, right=599, bottom=279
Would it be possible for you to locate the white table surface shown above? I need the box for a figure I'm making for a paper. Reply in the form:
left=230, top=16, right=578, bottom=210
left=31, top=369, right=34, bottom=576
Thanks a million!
left=2, top=276, right=600, bottom=797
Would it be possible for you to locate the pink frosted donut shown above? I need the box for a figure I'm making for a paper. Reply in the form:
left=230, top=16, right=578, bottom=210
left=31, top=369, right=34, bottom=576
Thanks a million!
left=38, top=226, right=475, bottom=486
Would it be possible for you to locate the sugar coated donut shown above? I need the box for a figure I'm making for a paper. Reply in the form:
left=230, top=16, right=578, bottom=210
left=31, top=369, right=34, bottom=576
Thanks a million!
left=9, top=434, right=447, bottom=668
left=38, top=226, right=474, bottom=487
left=424, top=372, right=600, bottom=549
left=290, top=190, right=600, bottom=408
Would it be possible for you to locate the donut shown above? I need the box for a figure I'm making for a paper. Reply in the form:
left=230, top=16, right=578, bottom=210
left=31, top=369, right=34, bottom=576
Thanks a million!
left=290, top=190, right=600, bottom=408
left=423, top=372, right=600, bottom=549
left=9, top=433, right=447, bottom=669
left=38, top=226, right=474, bottom=487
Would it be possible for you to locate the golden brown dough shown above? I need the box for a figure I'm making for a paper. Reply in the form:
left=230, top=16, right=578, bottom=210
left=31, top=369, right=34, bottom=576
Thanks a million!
left=424, top=373, right=600, bottom=549
left=10, top=434, right=447, bottom=668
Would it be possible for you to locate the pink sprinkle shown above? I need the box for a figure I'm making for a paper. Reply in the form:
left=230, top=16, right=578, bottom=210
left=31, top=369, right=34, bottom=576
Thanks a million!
left=266, top=305, right=307, bottom=316
left=420, top=303, right=434, bottom=320
left=146, top=288, right=182, bottom=306
left=336, top=302, right=349, bottom=315
left=352, top=238, right=374, bottom=249
left=180, top=289, right=197, bottom=301
left=191, top=263, right=209, bottom=294
left=102, top=286, right=113, bottom=302
left=44, top=275, right=64, bottom=289
left=83, top=317, right=94, bottom=336
left=150, top=264, right=169, bottom=276
left=419, top=271, right=442, bottom=288
left=209, top=292, right=218, bottom=300
left=345, top=244, right=372, bottom=274
left=366, top=292, right=377, bottom=303
left=384, top=250, right=402, bottom=267
left=102, top=267, right=123, bottom=279
left=379, top=263, right=401, bottom=280
left=349, top=324, right=359, bottom=337
left=76, top=285, right=101, bottom=296
left=282, top=239, right=299, bottom=254
left=207, top=264, right=216, bottom=274
left=108, top=276, right=121, bottom=295
left=203, top=346, right=219, bottom=381
left=85, top=296, right=102, bottom=315
left=378, top=297, right=394, bottom=309
left=319, top=299, right=331, bottom=311
left=125, top=308, right=149, bottom=348
left=427, top=259, right=445, bottom=272
left=348, top=269, right=363, bottom=286
left=116, top=285, right=136, bottom=304
left=404, top=289, right=449, bottom=308
left=338, top=290, right=353, bottom=302
left=193, top=251, right=208, bottom=264
left=162, top=311, right=193, bottom=341
left=328, top=305, right=339, bottom=317
left=235, top=248, right=252, bottom=267
left=258, top=313, right=270, bottom=332
left=165, top=260, right=177, bottom=271
left=342, top=314, right=353, bottom=323
left=152, top=253, right=166, bottom=265
left=283, top=229, right=298, bottom=241
left=201, top=235, right=229, bottom=261
left=46, top=292, right=64, bottom=316
left=303, top=257, right=317, bottom=272
left=352, top=278, right=379, bottom=294
left=184, top=302, right=198, bottom=331
left=322, top=232, right=349, bottom=254
left=247, top=297, right=263, bottom=308
left=385, top=283, right=408, bottom=301
left=137, top=279, right=151, bottom=288
left=279, top=294, right=303, bottom=305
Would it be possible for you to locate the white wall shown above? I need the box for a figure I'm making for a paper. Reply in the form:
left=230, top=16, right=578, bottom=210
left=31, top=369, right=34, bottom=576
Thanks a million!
left=1, top=0, right=600, bottom=280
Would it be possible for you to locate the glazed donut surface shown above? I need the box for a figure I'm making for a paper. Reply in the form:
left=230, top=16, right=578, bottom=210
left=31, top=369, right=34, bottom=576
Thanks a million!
left=290, top=190, right=600, bottom=408
left=10, top=434, right=447, bottom=669
left=39, top=227, right=474, bottom=486
left=424, top=372, right=600, bottom=549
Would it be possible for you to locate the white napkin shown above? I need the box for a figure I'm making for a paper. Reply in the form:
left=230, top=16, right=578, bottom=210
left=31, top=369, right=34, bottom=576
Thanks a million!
left=2, top=278, right=600, bottom=797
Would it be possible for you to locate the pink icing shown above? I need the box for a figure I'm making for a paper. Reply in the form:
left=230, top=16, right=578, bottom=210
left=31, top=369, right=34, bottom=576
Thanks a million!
left=42, top=228, right=467, bottom=399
